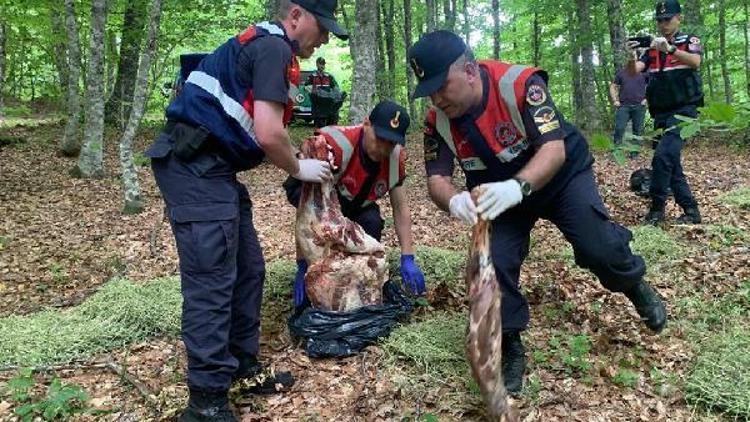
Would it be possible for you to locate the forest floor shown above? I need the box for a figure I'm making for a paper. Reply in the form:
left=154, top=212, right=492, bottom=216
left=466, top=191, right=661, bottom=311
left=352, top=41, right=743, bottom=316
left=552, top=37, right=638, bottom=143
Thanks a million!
left=0, top=119, right=749, bottom=421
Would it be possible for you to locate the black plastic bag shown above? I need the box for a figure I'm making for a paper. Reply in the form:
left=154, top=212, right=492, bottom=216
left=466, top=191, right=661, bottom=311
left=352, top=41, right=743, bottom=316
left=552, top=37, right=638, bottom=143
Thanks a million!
left=288, top=281, right=414, bottom=358
left=630, top=168, right=652, bottom=197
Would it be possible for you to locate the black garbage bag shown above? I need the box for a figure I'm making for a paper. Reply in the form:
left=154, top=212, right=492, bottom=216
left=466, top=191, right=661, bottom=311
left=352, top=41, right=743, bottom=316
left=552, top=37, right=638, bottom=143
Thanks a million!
left=630, top=167, right=672, bottom=198
left=288, top=280, right=414, bottom=358
left=630, top=168, right=652, bottom=197
left=311, top=87, right=346, bottom=123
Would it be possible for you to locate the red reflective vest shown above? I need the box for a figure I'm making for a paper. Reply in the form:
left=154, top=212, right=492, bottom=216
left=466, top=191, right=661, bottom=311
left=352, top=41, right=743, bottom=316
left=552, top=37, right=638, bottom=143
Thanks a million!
left=426, top=60, right=541, bottom=173
left=319, top=125, right=406, bottom=208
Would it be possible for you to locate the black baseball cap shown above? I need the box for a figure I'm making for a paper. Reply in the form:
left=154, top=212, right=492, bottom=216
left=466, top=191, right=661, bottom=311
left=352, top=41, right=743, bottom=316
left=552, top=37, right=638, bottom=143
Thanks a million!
left=407, top=30, right=466, bottom=99
left=655, top=0, right=681, bottom=19
left=316, top=57, right=326, bottom=64
left=292, top=0, right=349, bottom=40
left=369, top=100, right=410, bottom=145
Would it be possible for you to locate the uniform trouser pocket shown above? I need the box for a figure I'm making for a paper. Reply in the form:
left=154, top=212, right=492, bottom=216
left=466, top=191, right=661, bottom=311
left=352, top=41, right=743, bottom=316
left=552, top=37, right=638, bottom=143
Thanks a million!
left=171, top=203, right=239, bottom=274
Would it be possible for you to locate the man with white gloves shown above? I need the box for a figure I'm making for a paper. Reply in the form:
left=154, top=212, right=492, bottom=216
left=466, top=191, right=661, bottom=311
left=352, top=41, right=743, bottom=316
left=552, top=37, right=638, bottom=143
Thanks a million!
left=409, top=30, right=667, bottom=394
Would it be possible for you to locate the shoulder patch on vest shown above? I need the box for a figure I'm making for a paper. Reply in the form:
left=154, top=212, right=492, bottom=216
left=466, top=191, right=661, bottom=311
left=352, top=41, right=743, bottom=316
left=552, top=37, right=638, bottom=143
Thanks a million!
left=494, top=122, right=518, bottom=147
left=424, top=136, right=439, bottom=161
left=526, top=84, right=546, bottom=106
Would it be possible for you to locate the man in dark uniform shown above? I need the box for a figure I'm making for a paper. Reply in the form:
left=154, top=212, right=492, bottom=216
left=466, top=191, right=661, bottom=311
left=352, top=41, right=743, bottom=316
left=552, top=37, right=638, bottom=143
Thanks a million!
left=306, top=57, right=340, bottom=91
left=628, top=0, right=703, bottom=225
left=408, top=30, right=667, bottom=393
left=284, top=100, right=426, bottom=308
left=144, top=1, right=348, bottom=420
left=306, top=57, right=343, bottom=127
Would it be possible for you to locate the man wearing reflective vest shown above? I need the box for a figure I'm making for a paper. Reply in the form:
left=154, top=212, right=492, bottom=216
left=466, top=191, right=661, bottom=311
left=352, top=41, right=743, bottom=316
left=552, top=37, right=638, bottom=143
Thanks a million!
left=284, top=100, right=426, bottom=308
left=144, top=1, right=348, bottom=420
left=408, top=30, right=667, bottom=394
left=628, top=0, right=703, bottom=225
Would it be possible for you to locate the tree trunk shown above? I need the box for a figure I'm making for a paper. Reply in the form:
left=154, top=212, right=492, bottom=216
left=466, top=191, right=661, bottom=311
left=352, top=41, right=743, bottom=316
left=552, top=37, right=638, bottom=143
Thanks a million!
left=462, top=0, right=470, bottom=45
left=706, top=44, right=715, bottom=100
left=568, top=9, right=583, bottom=124
left=532, top=8, right=540, bottom=66
left=607, top=0, right=626, bottom=73
left=443, top=0, right=456, bottom=30
left=403, top=0, right=416, bottom=120
left=50, top=10, right=70, bottom=93
left=718, top=0, right=732, bottom=103
left=61, top=0, right=84, bottom=157
left=105, top=29, right=118, bottom=103
left=492, top=0, right=500, bottom=59
left=105, top=0, right=147, bottom=128
left=682, top=0, right=705, bottom=34
left=376, top=2, right=387, bottom=100
left=266, top=0, right=281, bottom=18
left=575, top=0, right=600, bottom=132
left=349, top=0, right=378, bottom=123
left=75, top=0, right=108, bottom=179
left=119, top=0, right=162, bottom=214
left=383, top=0, right=396, bottom=99
left=745, top=0, right=750, bottom=98
left=0, top=22, right=5, bottom=116
left=426, top=0, right=436, bottom=32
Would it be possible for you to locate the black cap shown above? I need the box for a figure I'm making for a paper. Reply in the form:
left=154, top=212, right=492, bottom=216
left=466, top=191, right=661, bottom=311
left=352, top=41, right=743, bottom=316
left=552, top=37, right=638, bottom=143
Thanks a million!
left=369, top=100, right=410, bottom=145
left=316, top=57, right=326, bottom=64
left=655, top=0, right=681, bottom=19
left=292, top=0, right=349, bottom=40
left=407, top=30, right=466, bottom=99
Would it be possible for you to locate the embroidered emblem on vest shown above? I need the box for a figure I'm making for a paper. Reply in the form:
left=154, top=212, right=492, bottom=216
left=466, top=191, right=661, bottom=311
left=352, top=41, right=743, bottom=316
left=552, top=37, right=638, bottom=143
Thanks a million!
left=526, top=84, right=546, bottom=106
left=494, top=122, right=517, bottom=147
left=375, top=180, right=388, bottom=197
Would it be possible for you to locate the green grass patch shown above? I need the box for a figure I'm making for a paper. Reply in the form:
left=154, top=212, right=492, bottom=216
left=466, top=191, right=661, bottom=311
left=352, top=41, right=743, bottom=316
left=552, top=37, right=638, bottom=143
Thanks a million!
left=629, top=225, right=683, bottom=265
left=685, top=324, right=750, bottom=419
left=719, top=186, right=750, bottom=209
left=381, top=313, right=468, bottom=381
left=611, top=368, right=639, bottom=388
left=674, top=281, right=750, bottom=336
left=263, top=259, right=296, bottom=303
left=388, top=246, right=465, bottom=293
left=0, top=278, right=181, bottom=367
left=703, top=224, right=747, bottom=250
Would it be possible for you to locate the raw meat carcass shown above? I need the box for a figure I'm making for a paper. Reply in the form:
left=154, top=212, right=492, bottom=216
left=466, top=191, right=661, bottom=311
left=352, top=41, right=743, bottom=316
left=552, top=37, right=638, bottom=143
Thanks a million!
left=295, top=135, right=388, bottom=312
left=465, top=187, right=518, bottom=422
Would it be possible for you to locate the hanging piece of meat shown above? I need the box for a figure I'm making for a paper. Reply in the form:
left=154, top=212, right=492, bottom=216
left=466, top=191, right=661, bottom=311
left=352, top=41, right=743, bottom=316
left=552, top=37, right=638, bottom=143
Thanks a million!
left=295, top=135, right=388, bottom=312
left=465, top=187, right=518, bottom=422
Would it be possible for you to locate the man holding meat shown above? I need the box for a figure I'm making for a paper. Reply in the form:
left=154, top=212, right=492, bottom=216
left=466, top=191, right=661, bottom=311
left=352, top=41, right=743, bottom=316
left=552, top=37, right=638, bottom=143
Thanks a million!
left=284, top=100, right=426, bottom=308
left=145, top=1, right=348, bottom=420
left=408, top=30, right=667, bottom=394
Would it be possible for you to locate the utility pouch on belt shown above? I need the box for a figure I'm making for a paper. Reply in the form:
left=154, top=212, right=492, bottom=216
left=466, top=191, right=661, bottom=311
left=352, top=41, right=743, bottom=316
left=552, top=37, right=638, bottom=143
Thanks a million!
left=172, top=122, right=210, bottom=161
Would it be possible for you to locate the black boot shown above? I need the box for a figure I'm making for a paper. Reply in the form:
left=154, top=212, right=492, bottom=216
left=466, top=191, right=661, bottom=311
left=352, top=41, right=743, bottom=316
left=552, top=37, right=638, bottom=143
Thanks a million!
left=180, top=390, right=237, bottom=422
left=624, top=281, right=667, bottom=333
left=643, top=203, right=665, bottom=226
left=676, top=207, right=701, bottom=224
left=502, top=331, right=526, bottom=394
left=233, top=355, right=295, bottom=394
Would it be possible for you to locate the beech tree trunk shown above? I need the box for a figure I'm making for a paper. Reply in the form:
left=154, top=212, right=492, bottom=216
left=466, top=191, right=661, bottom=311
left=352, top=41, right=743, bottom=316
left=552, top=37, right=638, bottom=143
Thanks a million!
left=575, top=0, right=601, bottom=132
left=0, top=22, right=5, bottom=117
left=492, top=0, right=500, bottom=59
left=718, top=0, right=732, bottom=104
left=349, top=0, right=378, bottom=123
left=61, top=0, right=84, bottom=157
left=403, top=0, right=416, bottom=120
left=607, top=0, right=627, bottom=73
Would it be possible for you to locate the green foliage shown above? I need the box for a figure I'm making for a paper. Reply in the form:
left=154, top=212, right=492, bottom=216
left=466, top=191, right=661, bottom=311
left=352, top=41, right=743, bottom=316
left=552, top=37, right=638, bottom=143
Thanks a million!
left=263, top=259, right=296, bottom=303
left=630, top=225, right=683, bottom=266
left=133, top=152, right=151, bottom=167
left=685, top=324, right=750, bottom=419
left=381, top=313, right=468, bottom=381
left=704, top=224, right=747, bottom=250
left=5, top=370, right=91, bottom=421
left=0, top=278, right=181, bottom=366
left=48, top=262, right=68, bottom=283
left=611, top=368, right=639, bottom=388
left=0, top=104, right=33, bottom=117
left=589, top=133, right=641, bottom=165
left=388, top=246, right=465, bottom=294
left=719, top=187, right=750, bottom=209
left=677, top=102, right=750, bottom=141
left=544, top=334, right=593, bottom=377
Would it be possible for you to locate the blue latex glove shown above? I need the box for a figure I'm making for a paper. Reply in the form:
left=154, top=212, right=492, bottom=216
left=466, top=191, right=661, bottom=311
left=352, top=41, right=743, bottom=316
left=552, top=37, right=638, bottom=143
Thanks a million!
left=293, top=259, right=308, bottom=308
left=400, top=254, right=426, bottom=296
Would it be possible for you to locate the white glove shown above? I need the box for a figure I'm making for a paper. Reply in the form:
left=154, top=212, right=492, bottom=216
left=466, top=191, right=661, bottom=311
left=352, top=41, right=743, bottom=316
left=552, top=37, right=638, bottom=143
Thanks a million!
left=476, top=180, right=523, bottom=221
left=448, top=191, right=478, bottom=225
left=651, top=37, right=671, bottom=53
left=293, top=159, right=332, bottom=183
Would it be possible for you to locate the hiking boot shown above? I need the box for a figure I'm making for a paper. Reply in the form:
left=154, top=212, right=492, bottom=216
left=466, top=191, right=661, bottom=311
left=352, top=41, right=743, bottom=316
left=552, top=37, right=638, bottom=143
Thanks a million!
left=676, top=207, right=702, bottom=224
left=233, top=355, right=295, bottom=394
left=624, top=281, right=667, bottom=333
left=643, top=208, right=665, bottom=226
left=502, top=331, right=526, bottom=394
left=180, top=390, right=238, bottom=422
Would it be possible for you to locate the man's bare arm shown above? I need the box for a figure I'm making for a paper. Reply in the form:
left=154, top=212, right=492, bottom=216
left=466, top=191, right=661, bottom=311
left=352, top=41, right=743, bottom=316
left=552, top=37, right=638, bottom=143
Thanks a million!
left=389, top=185, right=415, bottom=255
left=254, top=100, right=299, bottom=175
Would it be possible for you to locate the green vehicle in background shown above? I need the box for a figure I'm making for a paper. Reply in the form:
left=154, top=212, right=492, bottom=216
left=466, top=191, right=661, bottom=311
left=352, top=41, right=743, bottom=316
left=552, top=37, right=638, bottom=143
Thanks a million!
left=292, top=70, right=315, bottom=124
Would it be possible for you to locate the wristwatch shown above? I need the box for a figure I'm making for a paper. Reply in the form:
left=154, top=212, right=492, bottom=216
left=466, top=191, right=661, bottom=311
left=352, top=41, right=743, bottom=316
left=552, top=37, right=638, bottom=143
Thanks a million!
left=513, top=177, right=533, bottom=197
left=667, top=44, right=676, bottom=54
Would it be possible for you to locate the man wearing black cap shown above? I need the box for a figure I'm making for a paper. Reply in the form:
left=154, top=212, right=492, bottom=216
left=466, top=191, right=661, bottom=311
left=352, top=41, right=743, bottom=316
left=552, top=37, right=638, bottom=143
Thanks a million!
left=144, top=1, right=347, bottom=420
left=284, top=100, right=426, bottom=307
left=306, top=57, right=342, bottom=127
left=627, top=0, right=704, bottom=226
left=408, top=30, right=667, bottom=393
